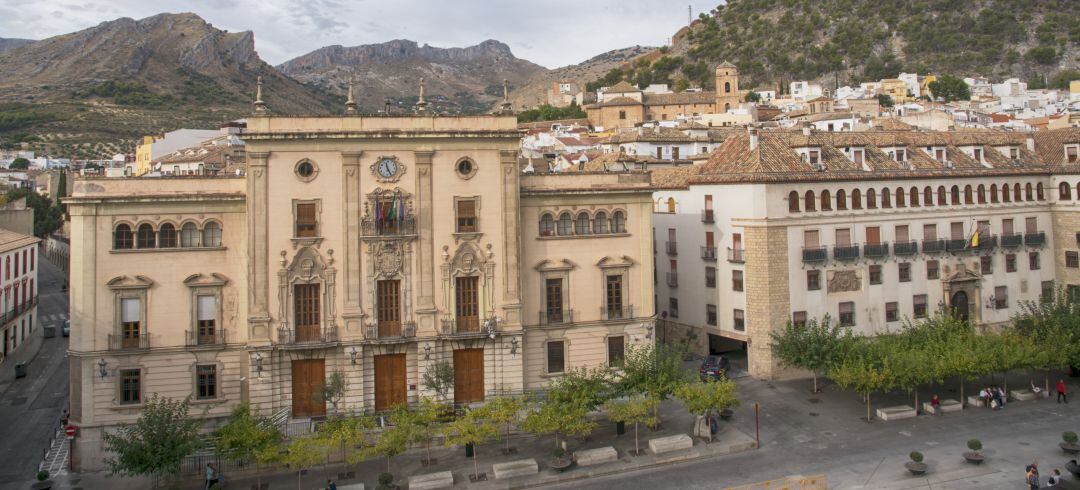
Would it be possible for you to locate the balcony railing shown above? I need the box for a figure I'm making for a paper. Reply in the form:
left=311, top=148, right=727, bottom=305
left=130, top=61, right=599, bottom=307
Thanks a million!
left=277, top=326, right=339, bottom=344
left=360, top=217, right=417, bottom=237
left=833, top=244, right=860, bottom=261
left=439, top=317, right=483, bottom=336
left=946, top=239, right=969, bottom=253
left=186, top=329, right=226, bottom=348
left=701, top=209, right=715, bottom=223
left=538, top=310, right=574, bottom=326
left=108, top=333, right=149, bottom=350
left=727, top=247, right=745, bottom=263
left=1025, top=231, right=1046, bottom=247
left=600, top=305, right=634, bottom=321
left=894, top=241, right=918, bottom=256
left=363, top=322, right=416, bottom=341
left=665, top=241, right=678, bottom=255
left=863, top=243, right=889, bottom=259
left=1001, top=233, right=1023, bottom=248
left=0, top=296, right=38, bottom=325
left=666, top=272, right=679, bottom=287
left=701, top=246, right=717, bottom=261
left=922, top=239, right=946, bottom=254
left=802, top=246, right=827, bottom=263
left=976, top=235, right=997, bottom=252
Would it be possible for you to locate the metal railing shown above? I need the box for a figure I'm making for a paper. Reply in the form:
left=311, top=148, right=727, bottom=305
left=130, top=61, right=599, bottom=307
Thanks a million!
left=701, top=209, right=714, bottom=223
left=894, top=241, right=918, bottom=256
left=538, top=310, right=574, bottom=326
left=666, top=272, right=679, bottom=287
left=701, top=246, right=717, bottom=261
left=440, top=317, right=482, bottom=335
left=922, top=239, right=946, bottom=254
left=665, top=241, right=678, bottom=255
left=1001, top=233, right=1023, bottom=248
left=1025, top=231, right=1046, bottom=246
left=976, top=235, right=998, bottom=251
left=600, top=305, right=634, bottom=321
left=727, top=247, right=745, bottom=263
left=185, top=329, right=226, bottom=348
left=364, top=322, right=416, bottom=340
left=360, top=216, right=417, bottom=237
left=863, top=243, right=889, bottom=259
left=277, top=326, right=339, bottom=344
left=946, top=239, right=969, bottom=253
left=108, top=333, right=149, bottom=350
left=802, top=246, right=827, bottom=263
left=833, top=244, right=860, bottom=261
left=0, top=297, right=38, bottom=325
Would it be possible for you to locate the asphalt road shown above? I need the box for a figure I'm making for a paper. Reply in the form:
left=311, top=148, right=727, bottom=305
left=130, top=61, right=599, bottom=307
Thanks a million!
left=0, top=258, right=69, bottom=486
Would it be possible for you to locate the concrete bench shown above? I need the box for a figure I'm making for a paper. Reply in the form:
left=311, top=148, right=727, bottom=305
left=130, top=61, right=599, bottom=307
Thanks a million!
left=922, top=399, right=962, bottom=414
left=966, top=395, right=988, bottom=408
left=492, top=459, right=538, bottom=480
left=875, top=405, right=916, bottom=421
left=648, top=434, right=693, bottom=455
left=408, top=471, right=453, bottom=490
left=575, top=446, right=618, bottom=466
left=338, top=484, right=365, bottom=490
left=1010, top=389, right=1037, bottom=401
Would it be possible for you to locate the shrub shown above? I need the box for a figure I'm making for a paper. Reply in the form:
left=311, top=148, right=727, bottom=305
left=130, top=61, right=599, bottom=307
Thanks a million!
left=378, top=472, right=394, bottom=486
left=36, top=470, right=48, bottom=481
left=552, top=447, right=566, bottom=459
left=1064, top=431, right=1078, bottom=445
left=909, top=451, right=924, bottom=463
left=967, top=439, right=982, bottom=452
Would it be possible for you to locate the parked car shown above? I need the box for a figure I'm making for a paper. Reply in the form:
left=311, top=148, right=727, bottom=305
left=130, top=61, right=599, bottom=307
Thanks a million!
left=699, top=355, right=731, bottom=381
left=61, top=320, right=70, bottom=337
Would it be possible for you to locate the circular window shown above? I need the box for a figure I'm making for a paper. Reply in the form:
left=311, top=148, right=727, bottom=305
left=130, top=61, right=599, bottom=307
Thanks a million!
left=294, top=160, right=318, bottom=182
left=455, top=158, right=477, bottom=180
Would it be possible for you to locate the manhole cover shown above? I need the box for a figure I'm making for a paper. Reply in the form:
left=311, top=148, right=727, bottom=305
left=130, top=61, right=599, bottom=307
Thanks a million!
left=809, top=412, right=819, bottom=417
left=808, top=398, right=822, bottom=404
left=822, top=431, right=837, bottom=437
left=767, top=384, right=776, bottom=389
left=1019, top=442, right=1030, bottom=446
left=10, top=397, right=26, bottom=406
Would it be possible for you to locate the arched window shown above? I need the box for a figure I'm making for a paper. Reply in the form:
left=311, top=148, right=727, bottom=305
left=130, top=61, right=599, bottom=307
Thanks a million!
left=851, top=189, right=862, bottom=209
left=910, top=187, right=920, bottom=207
left=1014, top=183, right=1023, bottom=201
left=951, top=185, right=961, bottom=205
left=724, top=102, right=731, bottom=112
left=539, top=213, right=555, bottom=236
left=1060, top=182, right=1072, bottom=200
left=575, top=212, right=591, bottom=235
left=724, top=81, right=731, bottom=93
left=180, top=222, right=201, bottom=247
left=977, top=184, right=986, bottom=204
left=937, top=186, right=947, bottom=205
left=804, top=190, right=816, bottom=211
left=1025, top=182, right=1033, bottom=201
left=788, top=191, right=800, bottom=213
left=1037, top=182, right=1045, bottom=201
left=594, top=211, right=608, bottom=234
left=136, top=223, right=155, bottom=249
left=820, top=190, right=832, bottom=211
left=836, top=189, right=847, bottom=210
left=1076, top=182, right=1080, bottom=200
left=1003, top=183, right=1012, bottom=202
left=666, top=197, right=676, bottom=213
left=557, top=212, right=573, bottom=236
left=866, top=188, right=877, bottom=209
left=895, top=187, right=906, bottom=207
left=964, top=185, right=973, bottom=204
left=881, top=188, right=892, bottom=208
left=990, top=184, right=999, bottom=203
left=611, top=211, right=626, bottom=233
left=158, top=223, right=177, bottom=247
left=114, top=224, right=133, bottom=250
left=203, top=221, right=222, bottom=247
left=924, top=186, right=934, bottom=206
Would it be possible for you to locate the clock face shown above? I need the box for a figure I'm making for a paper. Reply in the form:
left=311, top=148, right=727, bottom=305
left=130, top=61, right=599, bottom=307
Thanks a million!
left=377, top=158, right=397, bottom=178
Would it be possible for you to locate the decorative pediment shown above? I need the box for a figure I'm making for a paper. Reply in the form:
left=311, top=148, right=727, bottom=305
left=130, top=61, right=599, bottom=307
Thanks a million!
left=183, top=273, right=230, bottom=288
left=106, top=275, right=154, bottom=290
left=287, top=247, right=328, bottom=282
left=534, top=259, right=578, bottom=272
left=596, top=256, right=636, bottom=269
left=449, top=241, right=488, bottom=276
left=943, top=264, right=982, bottom=283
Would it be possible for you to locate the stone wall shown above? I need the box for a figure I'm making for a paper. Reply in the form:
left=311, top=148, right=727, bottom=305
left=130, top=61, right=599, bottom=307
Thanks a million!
left=743, top=224, right=794, bottom=379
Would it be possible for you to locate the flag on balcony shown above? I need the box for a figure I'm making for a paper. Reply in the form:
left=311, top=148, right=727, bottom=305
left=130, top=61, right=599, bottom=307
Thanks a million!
left=386, top=196, right=397, bottom=221
left=397, top=195, right=406, bottom=222
left=969, top=229, right=980, bottom=248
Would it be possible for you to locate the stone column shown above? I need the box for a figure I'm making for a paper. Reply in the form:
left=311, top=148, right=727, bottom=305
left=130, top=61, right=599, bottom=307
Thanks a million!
left=499, top=149, right=522, bottom=325
left=342, top=151, right=364, bottom=335
left=247, top=152, right=272, bottom=340
left=743, top=224, right=792, bottom=379
left=414, top=151, right=437, bottom=333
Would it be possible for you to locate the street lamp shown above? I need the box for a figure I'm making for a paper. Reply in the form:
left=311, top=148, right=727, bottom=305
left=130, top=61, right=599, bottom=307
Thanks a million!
left=509, top=337, right=519, bottom=358
left=349, top=347, right=359, bottom=364
left=97, top=358, right=107, bottom=378
left=253, top=352, right=263, bottom=376
left=423, top=343, right=432, bottom=361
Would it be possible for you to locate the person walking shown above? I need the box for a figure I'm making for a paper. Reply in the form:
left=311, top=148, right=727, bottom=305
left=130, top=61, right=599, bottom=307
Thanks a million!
left=1026, top=462, right=1040, bottom=490
left=205, top=463, right=219, bottom=489
left=1047, top=468, right=1061, bottom=487
left=1057, top=379, right=1068, bottom=404
left=326, top=479, right=337, bottom=490
left=930, top=394, right=942, bottom=416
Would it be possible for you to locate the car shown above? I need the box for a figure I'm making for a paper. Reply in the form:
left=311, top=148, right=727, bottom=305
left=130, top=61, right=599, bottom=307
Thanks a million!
left=699, top=355, right=731, bottom=381
left=61, top=320, right=70, bottom=337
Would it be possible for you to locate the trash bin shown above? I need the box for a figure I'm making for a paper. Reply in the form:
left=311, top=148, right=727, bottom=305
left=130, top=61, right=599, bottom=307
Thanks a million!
left=43, top=326, right=56, bottom=338
left=14, top=363, right=27, bottom=378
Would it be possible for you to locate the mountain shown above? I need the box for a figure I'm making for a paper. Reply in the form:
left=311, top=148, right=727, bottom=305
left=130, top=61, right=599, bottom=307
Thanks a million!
left=279, top=39, right=546, bottom=114
left=508, top=46, right=655, bottom=109
left=0, top=38, right=33, bottom=54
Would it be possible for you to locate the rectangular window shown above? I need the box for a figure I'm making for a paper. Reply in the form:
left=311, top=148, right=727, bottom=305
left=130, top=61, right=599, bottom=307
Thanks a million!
left=973, top=148, right=983, bottom=162
left=605, top=275, right=624, bottom=318
left=1042, top=280, right=1055, bottom=303
left=618, top=110, right=626, bottom=120
left=913, top=294, right=928, bottom=318
left=950, top=222, right=964, bottom=240
left=546, top=341, right=565, bottom=373
left=295, top=203, right=317, bottom=238
left=197, top=295, right=217, bottom=344
left=196, top=364, right=217, bottom=400
left=1002, top=218, right=1014, bottom=235
left=1068, top=145, right=1079, bottom=163
left=852, top=148, right=864, bottom=165
left=669, top=298, right=679, bottom=319
left=607, top=336, right=625, bottom=366
left=656, top=147, right=663, bottom=159
left=923, top=224, right=937, bottom=240
left=980, top=256, right=993, bottom=274
left=545, top=278, right=563, bottom=323
left=705, top=267, right=716, bottom=288
left=1068, top=252, right=1080, bottom=268
left=456, top=199, right=477, bottom=233
left=792, top=311, right=807, bottom=327
left=120, top=369, right=141, bottom=405
left=869, top=265, right=882, bottom=285
left=1006, top=254, right=1017, bottom=272
left=898, top=262, right=911, bottom=282
left=1030, top=252, right=1041, bottom=270
left=807, top=270, right=821, bottom=290
left=865, top=226, right=880, bottom=245
left=895, top=225, right=909, bottom=242
left=455, top=276, right=480, bottom=332
left=733, top=309, right=745, bottom=331
left=927, top=260, right=940, bottom=280
left=706, top=304, right=717, bottom=326
left=1026, top=217, right=1038, bottom=233
left=294, top=283, right=321, bottom=341
left=804, top=230, right=820, bottom=248
left=839, top=302, right=855, bottom=326
left=995, top=286, right=1008, bottom=309
left=835, top=228, right=851, bottom=246
left=732, top=270, right=744, bottom=292
left=121, top=297, right=141, bottom=348
left=885, top=302, right=899, bottom=322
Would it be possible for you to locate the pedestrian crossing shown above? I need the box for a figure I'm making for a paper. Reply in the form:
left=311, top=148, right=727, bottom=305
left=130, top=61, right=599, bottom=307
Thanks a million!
left=39, top=426, right=69, bottom=477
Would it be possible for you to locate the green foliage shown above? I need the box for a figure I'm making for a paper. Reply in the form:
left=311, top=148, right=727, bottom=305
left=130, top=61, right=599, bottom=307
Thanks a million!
left=586, top=68, right=628, bottom=92
left=8, top=157, right=29, bottom=169
left=522, top=373, right=600, bottom=449
left=482, top=395, right=527, bottom=452
left=102, top=394, right=203, bottom=480
left=1050, top=70, right=1080, bottom=90
left=603, top=395, right=659, bottom=455
left=967, top=439, right=982, bottom=451
left=674, top=78, right=691, bottom=92
left=378, top=472, right=394, bottom=487
left=442, top=405, right=499, bottom=477
left=282, top=436, right=323, bottom=472
left=674, top=378, right=740, bottom=416
left=909, top=451, right=924, bottom=463
left=75, top=81, right=176, bottom=108
left=367, top=404, right=416, bottom=472
left=214, top=404, right=283, bottom=467
left=5, top=187, right=64, bottom=236
left=1026, top=45, right=1058, bottom=65
left=36, top=470, right=48, bottom=482
left=316, top=371, right=348, bottom=412
left=928, top=75, right=971, bottom=102
left=744, top=91, right=761, bottom=103
left=316, top=413, right=375, bottom=466
left=422, top=361, right=455, bottom=402
left=770, top=316, right=853, bottom=391
left=876, top=93, right=895, bottom=108
left=616, top=343, right=690, bottom=406
left=862, top=53, right=906, bottom=82
left=516, top=103, right=586, bottom=123
left=1015, top=290, right=1080, bottom=371
left=1064, top=431, right=1078, bottom=444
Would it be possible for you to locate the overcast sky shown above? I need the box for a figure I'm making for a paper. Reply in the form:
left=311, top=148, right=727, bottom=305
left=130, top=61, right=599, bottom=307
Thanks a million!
left=0, top=0, right=721, bottom=68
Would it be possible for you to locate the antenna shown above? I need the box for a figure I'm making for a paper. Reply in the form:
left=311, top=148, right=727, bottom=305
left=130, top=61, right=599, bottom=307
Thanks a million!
left=688, top=5, right=692, bottom=25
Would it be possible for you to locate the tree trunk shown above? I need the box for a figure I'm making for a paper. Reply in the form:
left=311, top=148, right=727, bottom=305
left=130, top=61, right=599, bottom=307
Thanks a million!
left=634, top=422, right=639, bottom=455
left=506, top=423, right=512, bottom=453
left=813, top=372, right=818, bottom=393
left=297, top=470, right=302, bottom=490
left=914, top=390, right=919, bottom=415
left=386, top=455, right=391, bottom=474
left=472, top=450, right=479, bottom=478
left=866, top=392, right=872, bottom=422
left=1003, top=372, right=1008, bottom=398
left=960, top=379, right=965, bottom=409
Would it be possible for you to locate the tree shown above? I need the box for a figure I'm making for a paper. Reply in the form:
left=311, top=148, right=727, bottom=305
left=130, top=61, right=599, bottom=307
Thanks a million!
left=316, top=414, right=375, bottom=473
left=744, top=91, right=762, bottom=103
left=214, top=405, right=283, bottom=489
left=1026, top=46, right=1058, bottom=65
left=603, top=395, right=659, bottom=455
left=482, top=395, right=527, bottom=454
left=829, top=347, right=896, bottom=422
left=876, top=93, right=895, bottom=108
left=3, top=189, right=64, bottom=237
left=8, top=157, right=29, bottom=169
left=402, top=398, right=444, bottom=465
left=282, top=436, right=323, bottom=490
left=927, top=75, right=971, bottom=102
left=522, top=374, right=599, bottom=452
left=443, top=406, right=499, bottom=480
left=367, top=405, right=414, bottom=474
left=674, top=379, right=739, bottom=442
left=674, top=78, right=691, bottom=92
left=316, top=371, right=347, bottom=413
left=102, top=394, right=203, bottom=485
left=617, top=344, right=689, bottom=422
left=422, top=361, right=455, bottom=403
left=770, top=316, right=852, bottom=392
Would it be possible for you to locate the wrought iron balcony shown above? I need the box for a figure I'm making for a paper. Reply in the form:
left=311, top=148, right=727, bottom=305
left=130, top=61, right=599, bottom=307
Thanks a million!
left=1001, top=233, right=1023, bottom=248
left=863, top=243, right=889, bottom=259
left=833, top=244, right=860, bottom=261
left=701, top=209, right=715, bottom=223
left=363, top=322, right=416, bottom=341
left=922, top=239, right=946, bottom=254
left=727, top=247, right=745, bottom=263
left=1025, top=231, right=1046, bottom=247
left=277, top=326, right=338, bottom=345
left=108, top=333, right=149, bottom=351
left=701, top=246, right=717, bottom=261
left=439, top=317, right=483, bottom=336
left=802, top=246, right=827, bottom=263
left=976, top=235, right=997, bottom=252
left=893, top=241, right=918, bottom=256
left=665, top=241, right=678, bottom=255
left=666, top=272, right=679, bottom=287
left=538, top=310, right=574, bottom=326
left=946, top=239, right=969, bottom=253
left=186, top=329, right=226, bottom=348
left=360, top=217, right=417, bottom=237
left=600, top=305, right=634, bottom=321
left=0, top=297, right=38, bottom=325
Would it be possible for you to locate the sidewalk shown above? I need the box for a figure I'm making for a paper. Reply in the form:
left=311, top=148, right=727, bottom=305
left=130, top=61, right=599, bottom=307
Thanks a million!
left=0, top=313, right=47, bottom=396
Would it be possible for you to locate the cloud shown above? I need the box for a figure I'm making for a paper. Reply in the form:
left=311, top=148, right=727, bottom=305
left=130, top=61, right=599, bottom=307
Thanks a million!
left=0, top=0, right=718, bottom=67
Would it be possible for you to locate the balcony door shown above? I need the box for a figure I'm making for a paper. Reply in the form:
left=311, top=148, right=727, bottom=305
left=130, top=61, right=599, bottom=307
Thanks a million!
left=866, top=227, right=880, bottom=245
left=293, top=284, right=320, bottom=342
left=291, top=359, right=326, bottom=417
left=453, top=348, right=485, bottom=404
left=455, top=277, right=480, bottom=332
left=374, top=354, right=407, bottom=411
left=545, top=278, right=563, bottom=323
left=377, top=280, right=401, bottom=337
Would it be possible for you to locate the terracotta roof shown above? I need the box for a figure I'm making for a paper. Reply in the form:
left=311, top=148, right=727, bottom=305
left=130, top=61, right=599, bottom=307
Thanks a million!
left=152, top=144, right=229, bottom=166
left=1034, top=127, right=1080, bottom=169
left=0, top=229, right=39, bottom=253
left=605, top=127, right=696, bottom=143
left=587, top=96, right=642, bottom=108
left=643, top=91, right=715, bottom=106
left=604, top=81, right=641, bottom=93
left=871, top=118, right=916, bottom=131
left=651, top=165, right=696, bottom=189
left=717, top=61, right=736, bottom=68
left=794, top=111, right=855, bottom=123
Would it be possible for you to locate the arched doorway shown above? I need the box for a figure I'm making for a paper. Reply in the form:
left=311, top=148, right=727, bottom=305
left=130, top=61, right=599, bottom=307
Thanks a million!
left=950, top=290, right=969, bottom=322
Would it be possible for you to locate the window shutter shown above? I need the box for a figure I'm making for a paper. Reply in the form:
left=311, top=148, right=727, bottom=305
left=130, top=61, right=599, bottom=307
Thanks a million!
left=121, top=298, right=140, bottom=322
left=197, top=295, right=216, bottom=321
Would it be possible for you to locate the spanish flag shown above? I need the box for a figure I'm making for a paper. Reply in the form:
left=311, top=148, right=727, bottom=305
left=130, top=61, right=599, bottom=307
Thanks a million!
left=970, top=229, right=980, bottom=248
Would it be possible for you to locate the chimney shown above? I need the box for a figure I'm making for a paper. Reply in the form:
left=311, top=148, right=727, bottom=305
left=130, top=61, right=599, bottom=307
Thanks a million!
left=1026, top=135, right=1035, bottom=152
left=748, top=126, right=759, bottom=150
left=802, top=126, right=812, bottom=136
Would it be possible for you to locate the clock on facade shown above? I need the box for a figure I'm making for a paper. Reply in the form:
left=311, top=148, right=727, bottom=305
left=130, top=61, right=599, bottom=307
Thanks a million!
left=371, top=156, right=405, bottom=182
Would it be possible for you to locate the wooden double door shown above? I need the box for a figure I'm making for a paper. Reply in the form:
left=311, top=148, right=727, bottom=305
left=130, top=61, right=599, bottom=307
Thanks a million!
left=291, top=359, right=326, bottom=417
left=377, top=280, right=401, bottom=337
left=454, top=348, right=485, bottom=404
left=374, top=354, right=407, bottom=411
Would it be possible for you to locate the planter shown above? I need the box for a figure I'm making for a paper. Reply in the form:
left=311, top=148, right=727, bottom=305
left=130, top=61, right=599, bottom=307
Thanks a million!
left=905, top=462, right=928, bottom=476
left=1061, top=442, right=1080, bottom=455
left=719, top=409, right=734, bottom=421
left=1066, top=460, right=1080, bottom=477
left=549, top=457, right=573, bottom=472
left=616, top=421, right=626, bottom=435
left=963, top=452, right=984, bottom=465
left=465, top=442, right=474, bottom=458
left=31, top=481, right=53, bottom=490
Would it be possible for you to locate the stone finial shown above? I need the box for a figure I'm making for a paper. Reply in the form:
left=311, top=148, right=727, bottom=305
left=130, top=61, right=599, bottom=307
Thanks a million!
left=499, top=78, right=513, bottom=113
left=253, top=76, right=267, bottom=114
left=415, top=77, right=429, bottom=113
left=345, top=78, right=358, bottom=115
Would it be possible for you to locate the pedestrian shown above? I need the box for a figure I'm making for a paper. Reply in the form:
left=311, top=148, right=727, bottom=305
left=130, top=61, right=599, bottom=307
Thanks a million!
left=326, top=478, right=337, bottom=490
left=205, top=463, right=219, bottom=489
left=1047, top=468, right=1061, bottom=487
left=930, top=394, right=942, bottom=416
left=1026, top=462, right=1040, bottom=490
left=1057, top=379, right=1068, bottom=404
left=980, top=387, right=991, bottom=407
